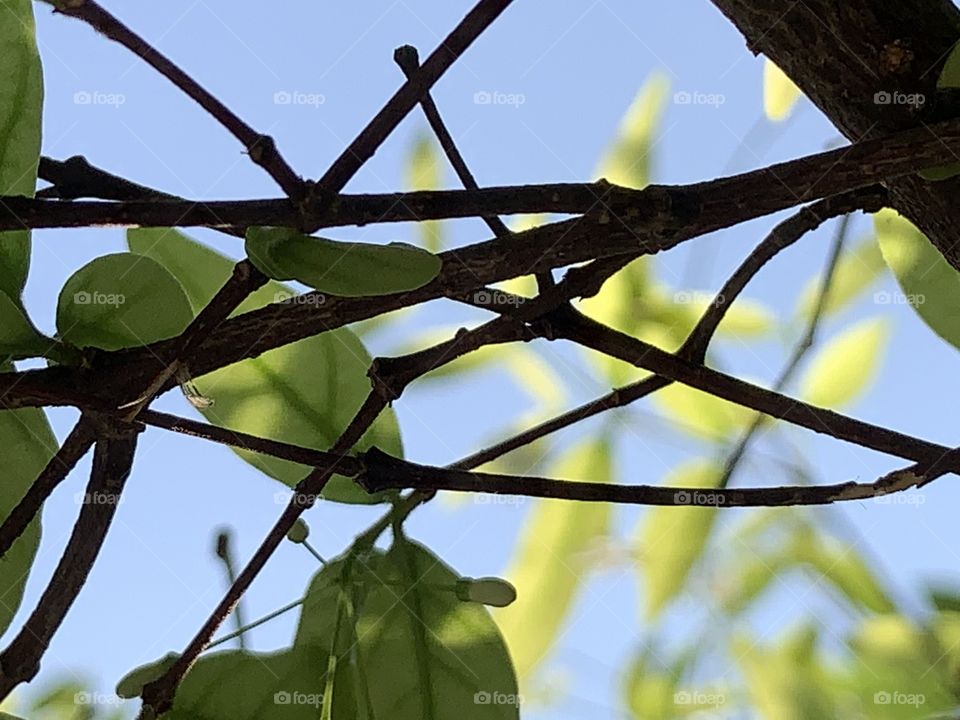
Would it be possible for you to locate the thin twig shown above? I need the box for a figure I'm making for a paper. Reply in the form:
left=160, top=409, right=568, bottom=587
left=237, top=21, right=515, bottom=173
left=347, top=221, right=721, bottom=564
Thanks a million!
left=42, top=1, right=303, bottom=197
left=0, top=416, right=97, bottom=558
left=0, top=420, right=141, bottom=699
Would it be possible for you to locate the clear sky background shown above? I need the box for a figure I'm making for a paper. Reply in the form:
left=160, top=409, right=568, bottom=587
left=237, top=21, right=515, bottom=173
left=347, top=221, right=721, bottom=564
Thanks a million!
left=8, top=1, right=960, bottom=717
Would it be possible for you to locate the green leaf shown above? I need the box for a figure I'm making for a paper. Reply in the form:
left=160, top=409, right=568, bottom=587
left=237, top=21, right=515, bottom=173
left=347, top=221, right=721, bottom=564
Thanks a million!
left=622, top=649, right=690, bottom=720
left=788, top=527, right=895, bottom=614
left=596, top=72, right=669, bottom=189
left=405, top=133, right=445, bottom=252
left=734, top=627, right=837, bottom=720
left=297, top=541, right=519, bottom=719
left=763, top=59, right=802, bottom=122
left=0, top=0, right=43, bottom=305
left=127, top=228, right=403, bottom=504
left=495, top=437, right=612, bottom=681
left=919, top=45, right=960, bottom=180
left=795, top=235, right=887, bottom=320
left=875, top=209, right=960, bottom=349
left=636, top=459, right=722, bottom=619
left=717, top=552, right=789, bottom=615
left=0, top=289, right=50, bottom=359
left=799, top=317, right=889, bottom=409
left=652, top=383, right=752, bottom=442
left=121, top=647, right=329, bottom=720
left=246, top=227, right=441, bottom=297
left=0, top=400, right=57, bottom=637
left=55, top=252, right=193, bottom=351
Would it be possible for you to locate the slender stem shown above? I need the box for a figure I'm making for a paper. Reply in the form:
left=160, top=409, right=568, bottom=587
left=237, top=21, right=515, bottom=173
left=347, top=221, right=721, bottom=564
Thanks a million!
left=42, top=1, right=303, bottom=197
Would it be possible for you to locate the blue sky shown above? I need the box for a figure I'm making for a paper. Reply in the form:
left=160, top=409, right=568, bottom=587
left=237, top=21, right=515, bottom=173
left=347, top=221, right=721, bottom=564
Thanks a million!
left=8, top=1, right=960, bottom=717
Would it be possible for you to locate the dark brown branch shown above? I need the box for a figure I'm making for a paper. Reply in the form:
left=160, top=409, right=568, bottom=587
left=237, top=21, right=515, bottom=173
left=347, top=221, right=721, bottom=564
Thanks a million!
left=38, top=156, right=179, bottom=201
left=0, top=416, right=97, bottom=558
left=2, top=114, right=959, bottom=234
left=0, top=419, right=141, bottom=699
left=42, top=0, right=303, bottom=198
left=315, top=0, right=515, bottom=192
left=358, top=447, right=939, bottom=507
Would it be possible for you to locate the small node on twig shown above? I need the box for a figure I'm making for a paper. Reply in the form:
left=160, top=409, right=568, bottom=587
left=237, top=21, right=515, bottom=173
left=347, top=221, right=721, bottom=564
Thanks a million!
left=393, top=45, right=420, bottom=73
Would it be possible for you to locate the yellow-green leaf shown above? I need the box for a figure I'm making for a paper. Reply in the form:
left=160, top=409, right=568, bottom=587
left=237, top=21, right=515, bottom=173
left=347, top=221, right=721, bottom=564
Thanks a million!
left=652, top=382, right=753, bottom=442
left=405, top=133, right=445, bottom=252
left=596, top=73, right=669, bottom=189
left=795, top=235, right=887, bottom=320
left=799, top=317, right=888, bottom=409
left=875, top=209, right=960, bottom=349
left=496, top=437, right=612, bottom=682
left=636, top=459, right=723, bottom=619
left=763, top=59, right=801, bottom=122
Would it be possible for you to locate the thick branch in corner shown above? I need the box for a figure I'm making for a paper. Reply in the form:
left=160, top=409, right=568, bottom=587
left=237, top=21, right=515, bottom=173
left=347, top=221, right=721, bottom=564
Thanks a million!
left=709, top=0, right=960, bottom=271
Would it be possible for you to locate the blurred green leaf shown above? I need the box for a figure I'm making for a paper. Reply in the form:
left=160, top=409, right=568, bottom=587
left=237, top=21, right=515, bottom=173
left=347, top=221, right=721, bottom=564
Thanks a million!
left=127, top=228, right=402, bottom=504
left=246, top=227, right=441, bottom=297
left=717, top=551, right=789, bottom=615
left=56, top=253, right=193, bottom=351
left=405, top=133, right=445, bottom=252
left=297, top=540, right=519, bottom=719
left=0, top=0, right=43, bottom=305
left=735, top=626, right=837, bottom=720
left=799, top=316, right=889, bottom=409
left=496, top=437, right=612, bottom=681
left=622, top=648, right=690, bottom=720
left=876, top=209, right=960, bottom=349
left=795, top=235, right=887, bottom=320
left=596, top=73, right=669, bottom=189
left=763, top=58, right=802, bottom=122
left=636, top=459, right=722, bottom=619
left=789, top=527, right=895, bottom=614
left=0, top=398, right=57, bottom=638
left=652, top=383, right=753, bottom=442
